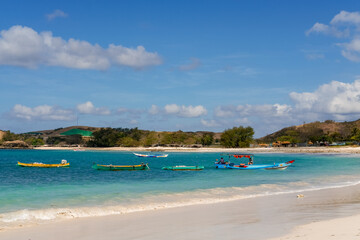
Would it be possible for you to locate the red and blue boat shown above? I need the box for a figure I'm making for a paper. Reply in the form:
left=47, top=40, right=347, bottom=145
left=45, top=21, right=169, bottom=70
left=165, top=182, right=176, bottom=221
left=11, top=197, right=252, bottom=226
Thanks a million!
left=215, top=154, right=294, bottom=170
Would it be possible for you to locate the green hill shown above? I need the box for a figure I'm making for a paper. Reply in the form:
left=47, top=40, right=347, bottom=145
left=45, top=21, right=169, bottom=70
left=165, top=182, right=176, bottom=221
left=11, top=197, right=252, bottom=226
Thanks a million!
left=258, top=119, right=360, bottom=144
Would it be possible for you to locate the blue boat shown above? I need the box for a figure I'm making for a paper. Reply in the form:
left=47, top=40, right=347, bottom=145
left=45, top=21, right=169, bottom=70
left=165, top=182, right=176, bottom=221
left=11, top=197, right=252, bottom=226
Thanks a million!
left=215, top=154, right=294, bottom=170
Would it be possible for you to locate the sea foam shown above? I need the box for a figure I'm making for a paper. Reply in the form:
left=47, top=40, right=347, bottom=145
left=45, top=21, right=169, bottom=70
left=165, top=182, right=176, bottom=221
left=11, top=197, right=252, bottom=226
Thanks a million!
left=2, top=176, right=360, bottom=230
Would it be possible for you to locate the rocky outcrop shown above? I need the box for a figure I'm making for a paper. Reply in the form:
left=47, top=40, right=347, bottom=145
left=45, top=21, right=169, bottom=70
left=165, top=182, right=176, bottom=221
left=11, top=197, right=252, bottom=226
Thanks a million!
left=0, top=130, right=5, bottom=141
left=0, top=140, right=32, bottom=149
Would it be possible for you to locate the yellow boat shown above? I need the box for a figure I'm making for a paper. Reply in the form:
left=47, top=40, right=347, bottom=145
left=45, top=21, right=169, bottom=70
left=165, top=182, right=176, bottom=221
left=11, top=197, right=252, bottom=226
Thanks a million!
left=17, top=160, right=70, bottom=168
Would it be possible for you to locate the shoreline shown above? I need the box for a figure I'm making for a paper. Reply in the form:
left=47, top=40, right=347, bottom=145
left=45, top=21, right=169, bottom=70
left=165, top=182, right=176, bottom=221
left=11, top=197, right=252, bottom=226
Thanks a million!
left=2, top=149, right=360, bottom=239
left=2, top=183, right=360, bottom=239
left=34, top=145, right=360, bottom=154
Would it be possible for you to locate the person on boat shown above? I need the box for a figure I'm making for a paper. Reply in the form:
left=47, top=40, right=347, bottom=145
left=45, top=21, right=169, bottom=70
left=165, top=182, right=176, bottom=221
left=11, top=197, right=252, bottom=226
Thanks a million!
left=248, top=157, right=253, bottom=165
left=220, top=157, right=225, bottom=164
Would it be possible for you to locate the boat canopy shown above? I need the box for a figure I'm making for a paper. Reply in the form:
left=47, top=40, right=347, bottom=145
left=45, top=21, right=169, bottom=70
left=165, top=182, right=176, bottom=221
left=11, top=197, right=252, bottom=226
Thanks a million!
left=220, top=153, right=254, bottom=158
left=233, top=155, right=252, bottom=159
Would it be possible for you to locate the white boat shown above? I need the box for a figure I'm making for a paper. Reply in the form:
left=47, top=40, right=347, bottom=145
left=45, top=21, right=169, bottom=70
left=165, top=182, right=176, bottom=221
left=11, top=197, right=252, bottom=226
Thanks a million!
left=133, top=153, right=168, bottom=158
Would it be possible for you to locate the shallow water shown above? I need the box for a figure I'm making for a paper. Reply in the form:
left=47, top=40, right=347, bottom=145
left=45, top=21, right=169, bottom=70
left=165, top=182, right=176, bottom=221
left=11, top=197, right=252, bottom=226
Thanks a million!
left=1, top=150, right=360, bottom=227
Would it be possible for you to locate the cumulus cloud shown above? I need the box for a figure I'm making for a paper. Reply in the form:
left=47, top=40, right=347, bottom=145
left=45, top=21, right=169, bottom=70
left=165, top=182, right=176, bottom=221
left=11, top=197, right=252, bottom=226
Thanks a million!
left=208, top=79, right=360, bottom=136
left=215, top=104, right=292, bottom=119
left=306, top=11, right=360, bottom=61
left=290, top=80, right=360, bottom=115
left=0, top=25, right=162, bottom=70
left=164, top=104, right=207, bottom=118
left=10, top=104, right=75, bottom=121
left=77, top=101, right=110, bottom=115
left=46, top=10, right=68, bottom=21
left=330, top=10, right=360, bottom=25
left=178, top=58, right=201, bottom=71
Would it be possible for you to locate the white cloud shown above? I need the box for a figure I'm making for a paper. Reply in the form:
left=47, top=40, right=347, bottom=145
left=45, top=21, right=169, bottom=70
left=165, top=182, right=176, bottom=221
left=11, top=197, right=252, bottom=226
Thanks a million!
left=341, top=37, right=360, bottom=62
left=201, top=119, right=220, bottom=127
left=149, top=105, right=160, bottom=115
left=77, top=101, right=110, bottom=115
left=330, top=10, right=360, bottom=25
left=214, top=106, right=236, bottom=117
left=108, top=45, right=162, bottom=69
left=164, top=104, right=207, bottom=118
left=46, top=10, right=68, bottom=21
left=11, top=104, right=74, bottom=121
left=306, top=22, right=347, bottom=38
left=306, top=11, right=360, bottom=61
left=215, top=80, right=360, bottom=123
left=178, top=58, right=201, bottom=71
left=215, top=104, right=292, bottom=118
left=290, top=80, right=360, bottom=115
left=208, top=79, right=360, bottom=136
left=129, top=119, right=138, bottom=124
left=0, top=25, right=162, bottom=70
left=306, top=22, right=330, bottom=35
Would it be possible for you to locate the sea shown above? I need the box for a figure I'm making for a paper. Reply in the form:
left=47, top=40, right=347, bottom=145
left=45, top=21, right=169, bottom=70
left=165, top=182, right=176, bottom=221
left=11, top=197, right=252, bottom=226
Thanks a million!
left=1, top=149, right=360, bottom=229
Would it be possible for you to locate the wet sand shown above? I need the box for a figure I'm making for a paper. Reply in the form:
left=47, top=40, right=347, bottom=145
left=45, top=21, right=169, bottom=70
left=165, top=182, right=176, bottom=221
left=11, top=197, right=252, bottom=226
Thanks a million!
left=2, top=182, right=360, bottom=240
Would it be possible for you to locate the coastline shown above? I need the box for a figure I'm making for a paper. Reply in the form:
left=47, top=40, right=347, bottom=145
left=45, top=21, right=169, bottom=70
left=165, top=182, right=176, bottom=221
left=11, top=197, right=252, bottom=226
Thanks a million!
left=1, top=182, right=360, bottom=239
left=2, top=148, right=360, bottom=239
left=34, top=145, right=360, bottom=154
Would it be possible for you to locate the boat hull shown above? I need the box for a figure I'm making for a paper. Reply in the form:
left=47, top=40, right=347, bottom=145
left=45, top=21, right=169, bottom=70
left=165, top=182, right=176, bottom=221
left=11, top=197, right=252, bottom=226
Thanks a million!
left=92, top=163, right=149, bottom=171
left=162, top=166, right=204, bottom=171
left=133, top=153, right=168, bottom=158
left=17, top=162, right=70, bottom=168
left=215, top=160, right=294, bottom=170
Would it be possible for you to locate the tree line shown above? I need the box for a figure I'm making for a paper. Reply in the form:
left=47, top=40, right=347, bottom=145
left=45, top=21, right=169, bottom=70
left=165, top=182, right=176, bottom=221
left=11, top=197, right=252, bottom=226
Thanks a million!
left=0, top=126, right=255, bottom=148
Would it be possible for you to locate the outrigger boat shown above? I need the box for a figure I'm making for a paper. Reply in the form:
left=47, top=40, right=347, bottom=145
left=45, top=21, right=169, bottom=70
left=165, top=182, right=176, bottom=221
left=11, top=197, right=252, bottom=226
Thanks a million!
left=92, top=163, right=149, bottom=171
left=17, top=159, right=69, bottom=168
left=215, top=154, right=294, bottom=170
left=133, top=153, right=168, bottom=158
left=162, top=165, right=204, bottom=171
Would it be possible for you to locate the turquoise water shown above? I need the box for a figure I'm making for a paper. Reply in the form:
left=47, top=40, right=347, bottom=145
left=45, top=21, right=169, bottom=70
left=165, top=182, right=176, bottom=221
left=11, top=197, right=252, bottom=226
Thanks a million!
left=1, top=150, right=360, bottom=227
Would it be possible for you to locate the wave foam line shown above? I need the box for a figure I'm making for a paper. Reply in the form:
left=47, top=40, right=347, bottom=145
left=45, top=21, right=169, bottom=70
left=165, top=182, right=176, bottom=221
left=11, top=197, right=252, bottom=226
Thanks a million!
left=1, top=179, right=360, bottom=229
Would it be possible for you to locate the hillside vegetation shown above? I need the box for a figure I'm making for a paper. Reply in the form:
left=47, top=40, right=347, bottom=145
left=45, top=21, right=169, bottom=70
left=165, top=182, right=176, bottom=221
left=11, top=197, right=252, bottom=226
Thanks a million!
left=259, top=120, right=360, bottom=144
left=3, top=119, right=360, bottom=149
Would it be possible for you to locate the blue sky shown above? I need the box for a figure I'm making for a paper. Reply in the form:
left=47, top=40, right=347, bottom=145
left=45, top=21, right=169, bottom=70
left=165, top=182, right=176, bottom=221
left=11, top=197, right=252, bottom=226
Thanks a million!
left=1, top=0, right=360, bottom=137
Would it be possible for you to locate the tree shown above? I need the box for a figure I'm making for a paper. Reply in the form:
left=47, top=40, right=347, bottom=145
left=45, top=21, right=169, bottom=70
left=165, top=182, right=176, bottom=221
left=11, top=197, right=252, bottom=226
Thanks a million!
left=220, top=126, right=254, bottom=148
left=142, top=132, right=158, bottom=146
left=2, top=131, right=19, bottom=141
left=117, top=137, right=140, bottom=147
left=25, top=137, right=45, bottom=146
left=200, top=133, right=214, bottom=146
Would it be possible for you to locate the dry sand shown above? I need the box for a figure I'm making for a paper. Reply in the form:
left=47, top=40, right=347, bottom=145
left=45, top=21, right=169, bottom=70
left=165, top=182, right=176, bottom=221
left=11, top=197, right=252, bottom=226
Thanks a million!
left=2, top=181, right=360, bottom=240
left=268, top=214, right=360, bottom=240
left=35, top=145, right=360, bottom=154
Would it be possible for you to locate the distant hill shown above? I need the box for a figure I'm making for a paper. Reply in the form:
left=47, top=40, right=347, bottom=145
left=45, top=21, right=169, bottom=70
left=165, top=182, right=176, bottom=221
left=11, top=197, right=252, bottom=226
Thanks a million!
left=258, top=119, right=360, bottom=143
left=24, top=126, right=222, bottom=147
left=28, top=126, right=100, bottom=137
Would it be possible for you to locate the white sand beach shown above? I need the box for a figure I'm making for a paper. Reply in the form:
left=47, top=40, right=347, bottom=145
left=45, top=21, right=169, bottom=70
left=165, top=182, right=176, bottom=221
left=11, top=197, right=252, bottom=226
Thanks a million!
left=1, top=180, right=360, bottom=240
left=35, top=145, right=360, bottom=154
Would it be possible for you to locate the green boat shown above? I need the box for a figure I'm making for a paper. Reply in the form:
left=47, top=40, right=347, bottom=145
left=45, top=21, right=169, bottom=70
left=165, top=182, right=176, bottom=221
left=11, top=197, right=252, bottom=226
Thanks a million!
left=92, top=163, right=149, bottom=171
left=162, top=165, right=204, bottom=171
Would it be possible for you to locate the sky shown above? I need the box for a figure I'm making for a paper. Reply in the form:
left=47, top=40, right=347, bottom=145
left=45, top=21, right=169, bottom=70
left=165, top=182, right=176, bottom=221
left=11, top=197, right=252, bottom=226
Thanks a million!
left=1, top=0, right=360, bottom=137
